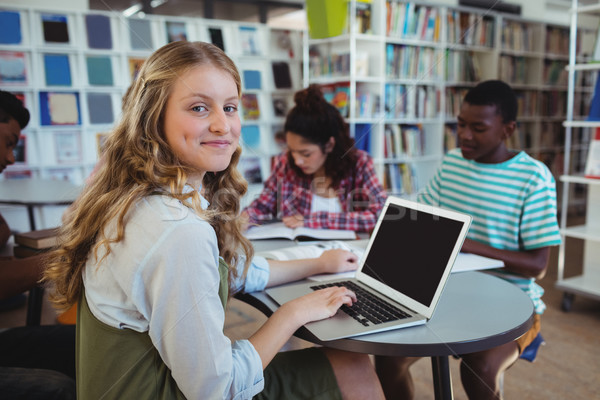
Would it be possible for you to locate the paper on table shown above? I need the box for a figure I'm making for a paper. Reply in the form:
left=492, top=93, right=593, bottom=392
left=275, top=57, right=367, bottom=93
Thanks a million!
left=452, top=253, right=504, bottom=273
left=255, top=240, right=364, bottom=282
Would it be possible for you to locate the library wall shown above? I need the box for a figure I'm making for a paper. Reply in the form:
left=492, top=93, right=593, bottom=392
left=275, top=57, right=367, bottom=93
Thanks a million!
left=306, top=0, right=597, bottom=202
left=0, top=4, right=304, bottom=228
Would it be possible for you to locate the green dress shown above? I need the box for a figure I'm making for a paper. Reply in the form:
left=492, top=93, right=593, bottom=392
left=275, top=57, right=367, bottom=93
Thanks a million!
left=76, top=258, right=342, bottom=399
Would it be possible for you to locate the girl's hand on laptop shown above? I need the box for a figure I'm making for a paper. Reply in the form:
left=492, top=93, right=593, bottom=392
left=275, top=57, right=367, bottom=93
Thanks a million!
left=282, top=286, right=357, bottom=324
left=318, top=249, right=359, bottom=274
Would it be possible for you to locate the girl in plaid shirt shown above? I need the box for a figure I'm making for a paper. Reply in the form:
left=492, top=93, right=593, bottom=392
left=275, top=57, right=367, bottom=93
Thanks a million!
left=243, top=85, right=387, bottom=233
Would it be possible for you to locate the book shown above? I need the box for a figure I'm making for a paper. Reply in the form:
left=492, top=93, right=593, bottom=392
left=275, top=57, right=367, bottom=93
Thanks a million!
left=241, top=93, right=260, bottom=120
left=242, top=70, right=262, bottom=90
left=43, top=54, right=72, bottom=86
left=85, top=14, right=112, bottom=49
left=13, top=245, right=50, bottom=258
left=54, top=131, right=82, bottom=164
left=0, top=51, right=27, bottom=85
left=86, top=56, right=113, bottom=86
left=41, top=14, right=69, bottom=44
left=239, top=156, right=263, bottom=184
left=271, top=61, right=292, bottom=89
left=241, top=125, right=260, bottom=148
left=0, top=11, right=22, bottom=45
left=208, top=27, right=225, bottom=51
left=14, top=227, right=60, bottom=249
left=584, top=127, right=600, bottom=179
left=245, top=222, right=357, bottom=241
left=13, top=134, right=26, bottom=163
left=128, top=57, right=146, bottom=82
left=239, top=26, right=260, bottom=55
left=166, top=21, right=187, bottom=43
left=39, top=92, right=81, bottom=126
left=128, top=18, right=153, bottom=50
left=87, top=92, right=114, bottom=124
left=272, top=96, right=288, bottom=117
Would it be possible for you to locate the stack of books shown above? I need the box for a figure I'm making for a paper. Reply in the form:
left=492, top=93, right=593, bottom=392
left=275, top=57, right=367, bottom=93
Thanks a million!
left=13, top=227, right=59, bottom=258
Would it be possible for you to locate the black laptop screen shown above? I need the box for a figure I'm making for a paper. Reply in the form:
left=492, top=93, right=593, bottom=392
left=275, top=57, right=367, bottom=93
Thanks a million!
left=361, top=202, right=465, bottom=307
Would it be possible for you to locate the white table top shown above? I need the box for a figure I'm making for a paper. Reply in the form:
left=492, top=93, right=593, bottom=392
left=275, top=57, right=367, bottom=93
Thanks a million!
left=0, top=178, right=82, bottom=205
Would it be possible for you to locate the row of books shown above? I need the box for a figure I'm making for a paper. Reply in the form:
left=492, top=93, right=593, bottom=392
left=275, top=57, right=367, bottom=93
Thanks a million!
left=383, top=162, right=418, bottom=195
left=501, top=20, right=535, bottom=53
left=7, top=91, right=115, bottom=127
left=386, top=3, right=441, bottom=42
left=385, top=44, right=444, bottom=80
left=445, top=87, right=469, bottom=119
left=515, top=91, right=539, bottom=118
left=540, top=91, right=567, bottom=116
left=0, top=10, right=270, bottom=57
left=445, top=50, right=481, bottom=83
left=543, top=60, right=569, bottom=86
left=545, top=26, right=570, bottom=56
left=499, top=55, right=529, bottom=85
left=0, top=51, right=144, bottom=87
left=383, top=124, right=426, bottom=159
left=447, top=11, right=494, bottom=48
left=385, top=84, right=440, bottom=120
left=321, top=82, right=351, bottom=118
left=308, top=50, right=351, bottom=78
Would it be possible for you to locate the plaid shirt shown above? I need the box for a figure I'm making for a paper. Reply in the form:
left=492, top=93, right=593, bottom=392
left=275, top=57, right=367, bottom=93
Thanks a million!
left=244, top=150, right=387, bottom=233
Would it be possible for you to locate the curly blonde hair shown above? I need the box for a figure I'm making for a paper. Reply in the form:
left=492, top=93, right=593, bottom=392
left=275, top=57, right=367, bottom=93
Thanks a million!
left=43, top=41, right=253, bottom=310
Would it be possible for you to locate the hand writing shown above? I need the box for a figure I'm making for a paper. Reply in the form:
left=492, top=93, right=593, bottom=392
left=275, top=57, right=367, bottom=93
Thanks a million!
left=282, top=214, right=304, bottom=228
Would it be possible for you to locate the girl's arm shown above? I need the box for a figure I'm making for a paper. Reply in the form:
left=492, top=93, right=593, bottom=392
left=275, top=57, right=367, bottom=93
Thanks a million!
left=265, top=249, right=358, bottom=287
left=461, top=238, right=550, bottom=279
left=249, top=285, right=356, bottom=368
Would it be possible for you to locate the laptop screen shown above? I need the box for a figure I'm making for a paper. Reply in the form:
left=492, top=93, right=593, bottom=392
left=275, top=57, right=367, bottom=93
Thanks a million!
left=361, top=201, right=465, bottom=307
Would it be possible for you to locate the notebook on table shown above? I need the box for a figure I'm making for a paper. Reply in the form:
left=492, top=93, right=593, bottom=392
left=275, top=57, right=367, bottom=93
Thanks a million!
left=266, top=196, right=472, bottom=341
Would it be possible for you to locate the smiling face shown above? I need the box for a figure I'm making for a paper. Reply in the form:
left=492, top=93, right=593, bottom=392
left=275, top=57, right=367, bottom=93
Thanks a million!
left=0, top=118, right=20, bottom=173
left=286, top=131, right=333, bottom=176
left=163, top=64, right=240, bottom=186
left=457, top=102, right=515, bottom=164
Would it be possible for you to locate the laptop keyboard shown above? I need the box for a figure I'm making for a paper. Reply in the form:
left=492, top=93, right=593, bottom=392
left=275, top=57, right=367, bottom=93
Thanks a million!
left=310, top=281, right=411, bottom=326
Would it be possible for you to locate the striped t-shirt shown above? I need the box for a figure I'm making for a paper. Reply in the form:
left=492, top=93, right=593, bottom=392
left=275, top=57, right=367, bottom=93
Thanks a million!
left=418, top=148, right=561, bottom=314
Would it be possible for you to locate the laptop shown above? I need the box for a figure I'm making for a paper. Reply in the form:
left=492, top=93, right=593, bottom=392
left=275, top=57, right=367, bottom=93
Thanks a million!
left=265, top=196, right=472, bottom=341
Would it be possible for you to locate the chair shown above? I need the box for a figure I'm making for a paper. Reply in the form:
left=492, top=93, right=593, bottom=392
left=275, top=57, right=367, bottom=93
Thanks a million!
left=499, top=333, right=546, bottom=397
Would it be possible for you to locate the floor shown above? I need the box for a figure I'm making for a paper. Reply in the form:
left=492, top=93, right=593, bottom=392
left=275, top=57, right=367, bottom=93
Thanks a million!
left=1, top=228, right=599, bottom=399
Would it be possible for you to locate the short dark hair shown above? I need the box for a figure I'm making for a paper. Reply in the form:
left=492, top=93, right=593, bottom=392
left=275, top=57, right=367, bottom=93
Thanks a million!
left=0, top=90, right=29, bottom=128
left=463, top=80, right=517, bottom=123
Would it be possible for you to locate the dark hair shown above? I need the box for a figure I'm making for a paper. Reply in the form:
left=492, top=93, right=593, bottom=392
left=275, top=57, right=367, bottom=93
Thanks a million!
left=284, top=84, right=357, bottom=187
left=463, top=80, right=517, bottom=123
left=0, top=91, right=29, bottom=128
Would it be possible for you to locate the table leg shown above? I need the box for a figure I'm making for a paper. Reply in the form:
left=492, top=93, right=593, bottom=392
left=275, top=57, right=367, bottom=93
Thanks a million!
left=27, top=205, right=36, bottom=231
left=26, top=286, right=44, bottom=326
left=431, top=356, right=453, bottom=400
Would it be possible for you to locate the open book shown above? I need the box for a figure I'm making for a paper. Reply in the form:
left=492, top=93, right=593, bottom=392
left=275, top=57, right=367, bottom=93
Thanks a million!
left=245, top=222, right=356, bottom=241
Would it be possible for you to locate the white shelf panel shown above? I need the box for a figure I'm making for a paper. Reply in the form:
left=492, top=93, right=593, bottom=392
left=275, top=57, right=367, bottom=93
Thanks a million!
left=561, top=224, right=600, bottom=241
left=555, top=273, right=600, bottom=300
left=566, top=63, right=600, bottom=71
left=560, top=175, right=600, bottom=185
left=563, top=120, right=600, bottom=127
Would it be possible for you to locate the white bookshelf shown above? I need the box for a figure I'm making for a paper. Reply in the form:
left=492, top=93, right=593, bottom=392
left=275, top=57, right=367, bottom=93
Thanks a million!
left=0, top=5, right=304, bottom=223
left=304, top=0, right=596, bottom=201
left=555, top=0, right=600, bottom=311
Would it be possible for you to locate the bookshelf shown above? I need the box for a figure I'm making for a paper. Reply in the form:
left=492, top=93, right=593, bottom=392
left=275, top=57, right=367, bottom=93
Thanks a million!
left=304, top=0, right=596, bottom=202
left=0, top=5, right=304, bottom=224
left=556, top=0, right=600, bottom=312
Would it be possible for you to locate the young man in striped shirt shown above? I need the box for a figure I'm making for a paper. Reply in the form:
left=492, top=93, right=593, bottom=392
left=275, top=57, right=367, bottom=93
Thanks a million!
left=375, top=80, right=561, bottom=400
